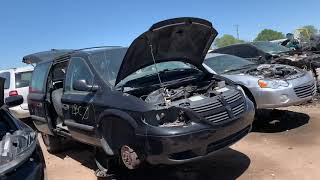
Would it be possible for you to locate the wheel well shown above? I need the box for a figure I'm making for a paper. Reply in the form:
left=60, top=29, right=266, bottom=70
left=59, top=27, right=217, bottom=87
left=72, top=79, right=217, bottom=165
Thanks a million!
left=99, top=116, right=136, bottom=155
left=239, top=85, right=256, bottom=108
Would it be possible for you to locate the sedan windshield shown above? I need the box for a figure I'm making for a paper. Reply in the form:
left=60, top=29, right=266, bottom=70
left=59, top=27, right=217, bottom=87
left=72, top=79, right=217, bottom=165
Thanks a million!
left=204, top=54, right=255, bottom=74
left=251, top=41, right=290, bottom=54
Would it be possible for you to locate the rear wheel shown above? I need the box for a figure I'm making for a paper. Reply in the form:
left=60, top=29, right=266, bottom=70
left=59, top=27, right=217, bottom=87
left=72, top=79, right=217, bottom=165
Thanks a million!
left=41, top=133, right=65, bottom=153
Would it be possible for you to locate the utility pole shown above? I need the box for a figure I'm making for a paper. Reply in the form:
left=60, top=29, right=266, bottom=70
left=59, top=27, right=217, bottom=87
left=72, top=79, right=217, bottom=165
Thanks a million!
left=235, top=24, right=240, bottom=39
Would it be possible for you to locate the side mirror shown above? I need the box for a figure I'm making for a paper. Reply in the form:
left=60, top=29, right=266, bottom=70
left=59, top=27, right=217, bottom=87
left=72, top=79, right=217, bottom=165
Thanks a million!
left=5, top=95, right=24, bottom=108
left=73, top=80, right=99, bottom=92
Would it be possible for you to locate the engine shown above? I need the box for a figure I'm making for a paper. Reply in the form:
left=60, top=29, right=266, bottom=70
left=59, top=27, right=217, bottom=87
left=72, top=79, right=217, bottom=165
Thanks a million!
left=247, top=64, right=303, bottom=79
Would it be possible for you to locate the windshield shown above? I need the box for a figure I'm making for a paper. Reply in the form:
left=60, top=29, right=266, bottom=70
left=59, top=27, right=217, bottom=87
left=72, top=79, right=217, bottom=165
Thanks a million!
left=0, top=72, right=10, bottom=89
left=117, top=61, right=196, bottom=87
left=89, top=48, right=127, bottom=87
left=204, top=54, right=255, bottom=74
left=251, top=41, right=290, bottom=54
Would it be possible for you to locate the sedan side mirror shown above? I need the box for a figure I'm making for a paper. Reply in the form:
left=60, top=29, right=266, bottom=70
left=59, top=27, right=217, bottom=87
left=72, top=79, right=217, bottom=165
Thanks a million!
left=73, top=80, right=99, bottom=92
left=5, top=95, right=24, bottom=108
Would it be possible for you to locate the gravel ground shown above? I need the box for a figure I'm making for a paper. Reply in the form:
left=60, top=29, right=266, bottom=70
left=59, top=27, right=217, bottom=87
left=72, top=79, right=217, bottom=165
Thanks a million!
left=39, top=106, right=320, bottom=180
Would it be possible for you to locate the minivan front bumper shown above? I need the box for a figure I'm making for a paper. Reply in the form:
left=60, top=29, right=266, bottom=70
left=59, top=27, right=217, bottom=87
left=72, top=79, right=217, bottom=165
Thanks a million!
left=136, top=100, right=255, bottom=165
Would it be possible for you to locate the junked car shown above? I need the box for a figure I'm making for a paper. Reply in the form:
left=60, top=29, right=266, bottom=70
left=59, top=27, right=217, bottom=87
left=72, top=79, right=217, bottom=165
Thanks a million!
left=0, top=66, right=34, bottom=119
left=0, top=77, right=46, bottom=180
left=203, top=53, right=316, bottom=109
left=212, top=41, right=320, bottom=87
left=23, top=18, right=255, bottom=173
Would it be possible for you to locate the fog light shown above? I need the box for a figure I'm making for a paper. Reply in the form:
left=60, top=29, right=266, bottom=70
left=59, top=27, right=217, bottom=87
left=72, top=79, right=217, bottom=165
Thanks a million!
left=279, top=94, right=289, bottom=103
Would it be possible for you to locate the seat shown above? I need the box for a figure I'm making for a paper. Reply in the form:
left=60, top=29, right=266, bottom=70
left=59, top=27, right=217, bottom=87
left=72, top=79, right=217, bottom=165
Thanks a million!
left=52, top=88, right=63, bottom=118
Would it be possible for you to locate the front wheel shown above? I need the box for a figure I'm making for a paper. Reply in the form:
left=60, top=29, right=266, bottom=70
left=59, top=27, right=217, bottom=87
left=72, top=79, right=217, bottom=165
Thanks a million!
left=41, top=133, right=65, bottom=153
left=120, top=145, right=141, bottom=170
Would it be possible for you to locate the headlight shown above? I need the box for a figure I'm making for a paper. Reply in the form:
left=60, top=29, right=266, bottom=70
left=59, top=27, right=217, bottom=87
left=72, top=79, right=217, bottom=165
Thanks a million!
left=143, top=107, right=192, bottom=127
left=258, top=79, right=289, bottom=89
left=0, top=130, right=37, bottom=176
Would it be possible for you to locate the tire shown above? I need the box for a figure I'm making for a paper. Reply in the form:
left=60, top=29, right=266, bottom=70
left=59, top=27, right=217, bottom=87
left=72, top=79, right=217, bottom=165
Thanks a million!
left=41, top=133, right=65, bottom=153
left=99, top=116, right=142, bottom=170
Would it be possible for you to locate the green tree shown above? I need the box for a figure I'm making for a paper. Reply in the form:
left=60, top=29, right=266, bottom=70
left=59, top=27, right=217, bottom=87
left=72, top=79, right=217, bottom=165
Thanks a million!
left=214, top=34, right=245, bottom=48
left=301, top=25, right=318, bottom=36
left=254, top=29, right=285, bottom=41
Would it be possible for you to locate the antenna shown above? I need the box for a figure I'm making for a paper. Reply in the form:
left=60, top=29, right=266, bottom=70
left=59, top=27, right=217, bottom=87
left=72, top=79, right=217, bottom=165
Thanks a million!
left=149, top=44, right=169, bottom=106
left=149, top=44, right=164, bottom=88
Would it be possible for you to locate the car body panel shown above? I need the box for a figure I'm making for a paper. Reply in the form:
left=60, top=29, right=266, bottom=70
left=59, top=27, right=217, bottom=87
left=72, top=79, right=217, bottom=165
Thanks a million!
left=203, top=53, right=316, bottom=109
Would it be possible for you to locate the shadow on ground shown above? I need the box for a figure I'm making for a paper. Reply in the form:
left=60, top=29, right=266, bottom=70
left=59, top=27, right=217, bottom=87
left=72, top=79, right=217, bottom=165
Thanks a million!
left=47, top=143, right=250, bottom=180
left=101, top=148, right=250, bottom=180
left=252, top=109, right=310, bottom=133
left=54, top=142, right=97, bottom=171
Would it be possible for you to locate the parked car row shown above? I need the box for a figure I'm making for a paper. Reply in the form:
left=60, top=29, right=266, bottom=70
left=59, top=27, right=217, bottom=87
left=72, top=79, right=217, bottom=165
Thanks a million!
left=0, top=17, right=317, bottom=178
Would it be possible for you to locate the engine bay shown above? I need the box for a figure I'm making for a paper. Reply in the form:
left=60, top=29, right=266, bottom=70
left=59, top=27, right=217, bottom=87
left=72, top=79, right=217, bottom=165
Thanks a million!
left=247, top=64, right=304, bottom=79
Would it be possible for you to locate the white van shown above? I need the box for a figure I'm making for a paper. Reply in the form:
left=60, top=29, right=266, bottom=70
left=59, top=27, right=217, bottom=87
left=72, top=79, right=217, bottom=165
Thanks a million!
left=0, top=66, right=34, bottom=119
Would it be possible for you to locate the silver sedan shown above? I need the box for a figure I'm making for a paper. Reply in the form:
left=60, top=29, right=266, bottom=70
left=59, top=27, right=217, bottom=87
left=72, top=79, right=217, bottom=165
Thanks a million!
left=203, top=53, right=316, bottom=109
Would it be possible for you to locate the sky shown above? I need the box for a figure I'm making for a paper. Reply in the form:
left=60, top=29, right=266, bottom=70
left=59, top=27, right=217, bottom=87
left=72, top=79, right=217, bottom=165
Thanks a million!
left=0, top=0, right=320, bottom=69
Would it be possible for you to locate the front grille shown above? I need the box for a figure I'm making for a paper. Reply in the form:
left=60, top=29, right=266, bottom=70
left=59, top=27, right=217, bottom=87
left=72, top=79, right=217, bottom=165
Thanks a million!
left=189, top=89, right=245, bottom=124
left=232, top=103, right=245, bottom=117
left=191, top=101, right=223, bottom=113
left=294, top=82, right=316, bottom=98
left=205, top=111, right=229, bottom=123
left=223, top=91, right=243, bottom=104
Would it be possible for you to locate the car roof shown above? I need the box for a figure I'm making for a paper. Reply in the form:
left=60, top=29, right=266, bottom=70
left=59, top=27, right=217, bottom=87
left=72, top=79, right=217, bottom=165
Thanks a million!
left=23, top=46, right=125, bottom=65
left=0, top=66, right=34, bottom=73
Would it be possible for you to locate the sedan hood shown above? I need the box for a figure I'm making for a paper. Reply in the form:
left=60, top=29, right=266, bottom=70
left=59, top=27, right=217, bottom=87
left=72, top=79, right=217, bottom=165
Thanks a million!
left=115, top=17, right=218, bottom=85
left=0, top=77, right=3, bottom=107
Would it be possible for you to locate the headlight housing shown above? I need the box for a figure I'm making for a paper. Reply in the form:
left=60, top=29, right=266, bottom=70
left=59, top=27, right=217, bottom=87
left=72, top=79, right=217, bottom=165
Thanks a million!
left=0, top=130, right=37, bottom=176
left=258, top=79, right=289, bottom=89
left=142, top=107, right=194, bottom=127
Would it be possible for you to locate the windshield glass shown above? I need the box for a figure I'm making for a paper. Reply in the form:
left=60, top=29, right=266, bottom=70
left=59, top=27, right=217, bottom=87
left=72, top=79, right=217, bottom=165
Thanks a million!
left=251, top=41, right=290, bottom=54
left=204, top=54, right=255, bottom=74
left=117, top=61, right=196, bottom=87
left=0, top=72, right=10, bottom=89
left=90, top=48, right=127, bottom=87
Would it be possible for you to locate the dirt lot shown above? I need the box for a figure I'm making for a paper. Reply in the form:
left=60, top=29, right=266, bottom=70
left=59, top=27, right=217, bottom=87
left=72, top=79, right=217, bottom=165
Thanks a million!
left=39, top=105, right=320, bottom=180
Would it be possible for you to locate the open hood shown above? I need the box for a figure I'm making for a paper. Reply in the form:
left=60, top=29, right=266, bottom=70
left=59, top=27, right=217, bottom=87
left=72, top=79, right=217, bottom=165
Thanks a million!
left=0, top=77, right=3, bottom=107
left=115, top=17, right=218, bottom=85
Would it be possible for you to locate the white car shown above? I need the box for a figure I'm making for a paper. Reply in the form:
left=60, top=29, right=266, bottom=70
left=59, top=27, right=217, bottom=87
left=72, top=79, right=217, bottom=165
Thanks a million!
left=0, top=66, right=34, bottom=119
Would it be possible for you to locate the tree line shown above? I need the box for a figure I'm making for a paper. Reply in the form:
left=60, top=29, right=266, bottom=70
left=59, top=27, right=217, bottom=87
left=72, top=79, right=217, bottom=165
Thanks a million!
left=214, top=25, right=319, bottom=48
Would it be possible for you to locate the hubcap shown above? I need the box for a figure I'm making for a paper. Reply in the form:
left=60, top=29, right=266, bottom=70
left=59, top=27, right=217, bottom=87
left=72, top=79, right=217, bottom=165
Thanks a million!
left=120, top=145, right=139, bottom=169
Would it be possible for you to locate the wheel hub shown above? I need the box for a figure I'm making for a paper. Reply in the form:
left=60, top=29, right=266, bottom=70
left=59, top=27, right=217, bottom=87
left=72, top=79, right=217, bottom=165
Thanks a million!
left=120, top=145, right=140, bottom=170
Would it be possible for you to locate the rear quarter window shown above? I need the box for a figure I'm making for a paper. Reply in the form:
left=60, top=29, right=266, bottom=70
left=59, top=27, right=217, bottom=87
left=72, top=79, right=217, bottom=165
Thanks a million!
left=0, top=72, right=10, bottom=89
left=15, top=71, right=33, bottom=88
left=30, top=62, right=51, bottom=93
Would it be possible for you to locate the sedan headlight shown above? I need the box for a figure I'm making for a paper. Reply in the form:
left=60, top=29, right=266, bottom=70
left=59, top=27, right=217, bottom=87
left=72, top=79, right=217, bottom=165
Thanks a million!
left=258, top=79, right=289, bottom=89
left=0, top=130, right=37, bottom=176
